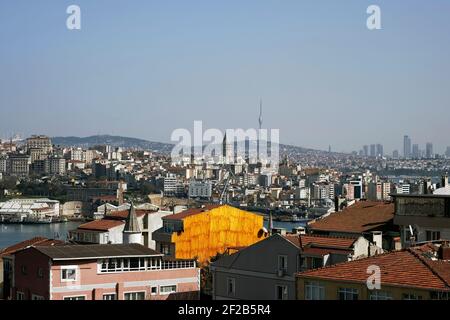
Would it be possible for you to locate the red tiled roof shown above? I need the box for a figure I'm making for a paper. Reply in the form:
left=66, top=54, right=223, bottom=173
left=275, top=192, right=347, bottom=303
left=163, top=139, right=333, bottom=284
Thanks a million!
left=297, top=247, right=450, bottom=291
left=284, top=234, right=357, bottom=249
left=107, top=209, right=152, bottom=220
left=302, top=247, right=353, bottom=256
left=91, top=195, right=117, bottom=202
left=77, top=219, right=124, bottom=231
left=0, top=237, right=64, bottom=257
left=163, top=204, right=222, bottom=220
left=308, top=201, right=394, bottom=234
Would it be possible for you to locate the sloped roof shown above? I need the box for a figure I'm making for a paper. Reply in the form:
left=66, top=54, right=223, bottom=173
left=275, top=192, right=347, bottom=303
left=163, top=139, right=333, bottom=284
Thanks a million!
left=77, top=219, right=124, bottom=231
left=297, top=245, right=450, bottom=291
left=308, top=201, right=395, bottom=234
left=0, top=237, right=64, bottom=257
left=107, top=209, right=151, bottom=220
left=163, top=204, right=222, bottom=220
left=34, top=243, right=161, bottom=260
left=283, top=234, right=357, bottom=250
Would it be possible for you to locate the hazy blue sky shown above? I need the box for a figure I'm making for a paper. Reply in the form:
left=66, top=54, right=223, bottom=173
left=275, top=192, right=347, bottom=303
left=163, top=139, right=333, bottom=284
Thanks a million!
left=1, top=0, right=450, bottom=153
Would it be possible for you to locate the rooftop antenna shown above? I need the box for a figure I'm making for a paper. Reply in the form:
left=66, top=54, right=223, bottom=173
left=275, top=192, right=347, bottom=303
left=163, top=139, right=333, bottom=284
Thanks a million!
left=257, top=99, right=263, bottom=162
left=258, top=98, right=263, bottom=130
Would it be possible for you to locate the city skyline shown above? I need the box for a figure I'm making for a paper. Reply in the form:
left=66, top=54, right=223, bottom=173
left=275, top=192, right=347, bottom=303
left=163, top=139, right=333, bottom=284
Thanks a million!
left=1, top=1, right=450, bottom=154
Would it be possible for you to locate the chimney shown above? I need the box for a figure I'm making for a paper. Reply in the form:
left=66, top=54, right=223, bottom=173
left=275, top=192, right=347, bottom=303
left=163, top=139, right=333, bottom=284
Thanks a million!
left=372, top=231, right=383, bottom=249
left=442, top=173, right=449, bottom=188
left=438, top=243, right=450, bottom=260
left=334, top=195, right=339, bottom=212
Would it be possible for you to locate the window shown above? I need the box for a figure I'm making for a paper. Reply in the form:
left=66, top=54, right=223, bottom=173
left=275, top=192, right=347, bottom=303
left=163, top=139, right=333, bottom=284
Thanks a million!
left=227, top=278, right=235, bottom=296
left=276, top=285, right=288, bottom=300
left=426, top=231, right=441, bottom=241
left=305, top=281, right=324, bottom=300
left=151, top=287, right=158, bottom=295
left=278, top=255, right=287, bottom=272
left=63, top=296, right=86, bottom=300
left=160, top=285, right=177, bottom=295
left=103, top=294, right=116, bottom=300
left=107, top=259, right=118, bottom=272
left=16, top=292, right=25, bottom=300
left=124, top=292, right=146, bottom=300
left=402, top=293, right=422, bottom=300
left=31, top=294, right=44, bottom=300
left=160, top=243, right=171, bottom=255
left=37, top=267, right=44, bottom=278
left=311, top=257, right=323, bottom=269
left=338, top=288, right=359, bottom=300
left=430, top=291, right=450, bottom=300
left=130, top=258, right=140, bottom=270
left=21, top=265, right=27, bottom=275
left=369, top=290, right=392, bottom=300
left=61, top=267, right=77, bottom=281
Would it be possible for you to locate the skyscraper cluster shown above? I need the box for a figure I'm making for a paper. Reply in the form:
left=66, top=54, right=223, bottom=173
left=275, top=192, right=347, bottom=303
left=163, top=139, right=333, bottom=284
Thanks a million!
left=359, top=144, right=384, bottom=158
left=403, top=135, right=434, bottom=159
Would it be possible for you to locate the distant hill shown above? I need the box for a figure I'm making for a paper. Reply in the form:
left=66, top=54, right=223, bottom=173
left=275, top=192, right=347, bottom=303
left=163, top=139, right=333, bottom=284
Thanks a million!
left=51, top=135, right=173, bottom=153
left=51, top=134, right=334, bottom=156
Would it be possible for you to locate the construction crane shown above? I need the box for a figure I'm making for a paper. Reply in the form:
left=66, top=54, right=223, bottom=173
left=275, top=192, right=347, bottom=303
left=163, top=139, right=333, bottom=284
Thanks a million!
left=216, top=166, right=236, bottom=205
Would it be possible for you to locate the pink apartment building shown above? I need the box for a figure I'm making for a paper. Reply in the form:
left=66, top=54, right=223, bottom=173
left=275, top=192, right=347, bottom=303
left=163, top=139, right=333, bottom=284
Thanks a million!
left=12, top=243, right=200, bottom=300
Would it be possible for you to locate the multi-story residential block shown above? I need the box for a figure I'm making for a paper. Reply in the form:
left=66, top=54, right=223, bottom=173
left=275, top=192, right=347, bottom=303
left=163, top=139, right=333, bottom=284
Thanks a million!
left=6, top=154, right=30, bottom=177
left=152, top=204, right=267, bottom=264
left=26, top=135, right=52, bottom=154
left=11, top=243, right=200, bottom=300
left=0, top=156, right=7, bottom=173
left=344, top=177, right=363, bottom=200
left=28, top=147, right=48, bottom=163
left=188, top=181, right=212, bottom=199
left=392, top=194, right=450, bottom=247
left=308, top=201, right=398, bottom=250
left=0, top=237, right=63, bottom=299
left=163, top=174, right=184, bottom=197
left=45, top=156, right=66, bottom=175
left=296, top=242, right=450, bottom=300
left=211, top=233, right=379, bottom=300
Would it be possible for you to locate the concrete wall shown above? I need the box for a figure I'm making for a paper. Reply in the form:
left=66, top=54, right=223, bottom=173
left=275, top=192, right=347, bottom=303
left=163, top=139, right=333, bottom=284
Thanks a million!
left=12, top=248, right=51, bottom=300
left=212, top=235, right=299, bottom=300
left=61, top=201, right=85, bottom=216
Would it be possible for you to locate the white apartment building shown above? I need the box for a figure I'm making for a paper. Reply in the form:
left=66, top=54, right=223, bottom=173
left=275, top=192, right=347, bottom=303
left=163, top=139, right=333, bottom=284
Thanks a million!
left=188, top=181, right=212, bottom=199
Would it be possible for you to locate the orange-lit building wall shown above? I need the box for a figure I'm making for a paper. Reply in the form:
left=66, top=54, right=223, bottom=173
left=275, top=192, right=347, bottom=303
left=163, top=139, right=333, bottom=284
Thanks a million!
left=171, top=205, right=266, bottom=264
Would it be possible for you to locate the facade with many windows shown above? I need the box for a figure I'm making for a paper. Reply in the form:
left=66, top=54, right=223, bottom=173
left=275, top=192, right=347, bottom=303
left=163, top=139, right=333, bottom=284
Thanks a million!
left=297, top=243, right=450, bottom=300
left=392, top=194, right=450, bottom=247
left=11, top=243, right=200, bottom=300
left=211, top=233, right=373, bottom=300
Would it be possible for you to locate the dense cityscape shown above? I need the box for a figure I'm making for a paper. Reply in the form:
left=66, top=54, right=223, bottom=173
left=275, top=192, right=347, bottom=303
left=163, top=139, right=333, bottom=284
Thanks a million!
left=1, top=1, right=450, bottom=315
left=0, top=133, right=449, bottom=301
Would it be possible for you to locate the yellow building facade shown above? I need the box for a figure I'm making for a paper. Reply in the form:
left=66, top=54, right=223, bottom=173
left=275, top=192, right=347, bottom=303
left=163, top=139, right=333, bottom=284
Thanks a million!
left=296, top=278, right=440, bottom=300
left=169, top=205, right=267, bottom=264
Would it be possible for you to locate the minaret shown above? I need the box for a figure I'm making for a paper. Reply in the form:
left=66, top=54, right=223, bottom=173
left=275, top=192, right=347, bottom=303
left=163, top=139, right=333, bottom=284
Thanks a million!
left=123, top=202, right=142, bottom=244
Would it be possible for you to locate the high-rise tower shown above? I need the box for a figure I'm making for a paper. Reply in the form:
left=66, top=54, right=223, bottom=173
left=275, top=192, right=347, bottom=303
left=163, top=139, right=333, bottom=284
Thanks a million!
left=257, top=99, right=263, bottom=163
